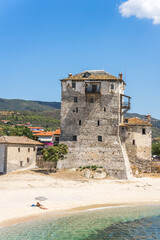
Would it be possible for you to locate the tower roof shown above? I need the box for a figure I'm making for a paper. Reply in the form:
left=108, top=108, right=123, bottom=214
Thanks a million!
left=61, top=70, right=125, bottom=83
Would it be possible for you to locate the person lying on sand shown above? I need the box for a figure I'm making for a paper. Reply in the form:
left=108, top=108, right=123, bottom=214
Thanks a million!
left=31, top=202, right=47, bottom=210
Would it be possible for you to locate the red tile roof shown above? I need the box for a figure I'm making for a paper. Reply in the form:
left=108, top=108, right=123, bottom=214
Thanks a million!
left=34, top=131, right=54, bottom=137
left=54, top=128, right=60, bottom=135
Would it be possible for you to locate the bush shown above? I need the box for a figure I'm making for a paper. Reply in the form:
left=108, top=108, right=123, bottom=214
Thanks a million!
left=152, top=142, right=160, bottom=156
left=42, top=144, right=68, bottom=162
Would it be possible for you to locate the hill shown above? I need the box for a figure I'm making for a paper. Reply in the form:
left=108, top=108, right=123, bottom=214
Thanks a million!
left=0, top=98, right=61, bottom=111
left=0, top=98, right=160, bottom=139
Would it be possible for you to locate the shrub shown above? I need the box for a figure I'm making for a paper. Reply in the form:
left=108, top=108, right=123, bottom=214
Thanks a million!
left=42, top=144, right=68, bottom=162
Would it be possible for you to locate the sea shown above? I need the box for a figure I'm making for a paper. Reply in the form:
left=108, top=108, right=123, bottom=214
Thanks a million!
left=1, top=205, right=160, bottom=240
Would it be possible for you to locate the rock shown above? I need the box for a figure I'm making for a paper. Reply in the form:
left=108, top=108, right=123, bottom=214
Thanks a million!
left=69, top=168, right=77, bottom=172
left=93, top=169, right=107, bottom=179
left=84, top=169, right=93, bottom=178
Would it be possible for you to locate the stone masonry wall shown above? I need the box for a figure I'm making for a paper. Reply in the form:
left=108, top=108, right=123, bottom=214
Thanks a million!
left=59, top=80, right=129, bottom=179
left=124, top=126, right=152, bottom=173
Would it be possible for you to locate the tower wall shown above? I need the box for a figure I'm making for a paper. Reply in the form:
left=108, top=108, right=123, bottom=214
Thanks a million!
left=59, top=79, right=129, bottom=179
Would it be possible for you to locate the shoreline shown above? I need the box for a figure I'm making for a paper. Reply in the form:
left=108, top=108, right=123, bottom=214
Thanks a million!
left=1, top=171, right=160, bottom=228
left=1, top=202, right=160, bottom=228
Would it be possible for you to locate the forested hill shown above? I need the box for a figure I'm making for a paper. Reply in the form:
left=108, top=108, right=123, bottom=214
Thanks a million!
left=0, top=97, right=160, bottom=138
left=0, top=98, right=61, bottom=111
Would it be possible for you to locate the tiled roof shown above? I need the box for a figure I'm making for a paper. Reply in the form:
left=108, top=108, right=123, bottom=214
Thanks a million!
left=54, top=128, right=60, bottom=135
left=61, top=70, right=123, bottom=82
left=121, top=117, right=151, bottom=126
left=34, top=131, right=54, bottom=137
left=0, top=136, right=43, bottom=145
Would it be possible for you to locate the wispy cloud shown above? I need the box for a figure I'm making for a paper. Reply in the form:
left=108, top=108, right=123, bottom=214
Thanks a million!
left=119, top=0, right=160, bottom=24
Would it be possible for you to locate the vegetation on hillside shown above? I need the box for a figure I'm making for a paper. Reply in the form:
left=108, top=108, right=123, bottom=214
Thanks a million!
left=0, top=98, right=61, bottom=111
left=0, top=111, right=60, bottom=130
left=0, top=126, right=34, bottom=139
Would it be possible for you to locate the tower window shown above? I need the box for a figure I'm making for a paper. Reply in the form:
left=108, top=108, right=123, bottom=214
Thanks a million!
left=132, top=140, right=135, bottom=145
left=72, top=82, right=76, bottom=88
left=111, top=84, right=114, bottom=90
left=20, top=161, right=23, bottom=167
left=27, top=157, right=30, bottom=163
left=142, top=128, right=146, bottom=135
left=97, top=120, right=100, bottom=126
left=89, top=98, right=94, bottom=103
left=73, top=135, right=77, bottom=141
left=76, top=107, right=78, bottom=113
left=28, top=148, right=30, bottom=152
left=98, top=136, right=102, bottom=142
left=74, top=97, right=78, bottom=103
left=79, top=120, right=81, bottom=125
left=104, top=107, right=106, bottom=112
left=18, top=148, right=20, bottom=152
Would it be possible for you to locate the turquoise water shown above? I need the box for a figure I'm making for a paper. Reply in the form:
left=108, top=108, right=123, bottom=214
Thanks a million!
left=1, top=205, right=160, bottom=239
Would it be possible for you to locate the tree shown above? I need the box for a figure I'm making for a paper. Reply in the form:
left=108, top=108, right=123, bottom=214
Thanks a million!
left=152, top=141, right=160, bottom=156
left=42, top=144, right=68, bottom=162
left=1, top=126, right=34, bottom=139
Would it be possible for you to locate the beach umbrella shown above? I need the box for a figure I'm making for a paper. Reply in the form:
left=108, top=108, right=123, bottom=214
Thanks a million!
left=35, top=196, right=47, bottom=201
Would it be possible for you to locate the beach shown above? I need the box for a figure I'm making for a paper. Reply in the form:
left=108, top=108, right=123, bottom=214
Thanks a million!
left=0, top=169, right=160, bottom=227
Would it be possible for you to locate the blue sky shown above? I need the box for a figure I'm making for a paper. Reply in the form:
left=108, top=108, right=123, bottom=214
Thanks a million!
left=0, top=0, right=160, bottom=118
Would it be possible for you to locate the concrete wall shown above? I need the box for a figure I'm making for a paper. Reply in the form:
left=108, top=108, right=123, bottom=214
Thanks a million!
left=7, top=144, right=37, bottom=172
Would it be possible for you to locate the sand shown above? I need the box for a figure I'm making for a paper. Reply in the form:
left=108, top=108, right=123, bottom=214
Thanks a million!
left=0, top=169, right=160, bottom=226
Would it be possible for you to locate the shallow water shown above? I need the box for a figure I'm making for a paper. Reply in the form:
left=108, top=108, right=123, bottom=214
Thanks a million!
left=1, top=205, right=160, bottom=240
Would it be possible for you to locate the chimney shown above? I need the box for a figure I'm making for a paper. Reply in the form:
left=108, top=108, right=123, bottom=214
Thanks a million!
left=68, top=73, right=72, bottom=77
left=145, top=114, right=151, bottom=124
left=119, top=73, right=123, bottom=79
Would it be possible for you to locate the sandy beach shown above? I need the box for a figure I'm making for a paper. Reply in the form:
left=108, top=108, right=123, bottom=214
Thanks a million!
left=0, top=169, right=160, bottom=227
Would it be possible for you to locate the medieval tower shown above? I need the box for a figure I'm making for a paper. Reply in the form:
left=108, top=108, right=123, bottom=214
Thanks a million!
left=59, top=70, right=151, bottom=179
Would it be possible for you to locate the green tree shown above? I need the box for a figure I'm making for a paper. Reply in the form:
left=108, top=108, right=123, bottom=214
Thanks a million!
left=42, top=144, right=68, bottom=162
left=2, top=126, right=34, bottom=139
left=152, top=141, right=160, bottom=156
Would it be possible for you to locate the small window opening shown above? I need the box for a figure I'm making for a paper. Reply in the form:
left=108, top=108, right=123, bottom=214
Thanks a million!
left=122, top=127, right=125, bottom=132
left=28, top=148, right=30, bottom=152
left=20, top=161, right=23, bottom=167
left=98, top=136, right=102, bottom=142
left=76, top=107, right=78, bottom=113
left=72, top=82, right=76, bottom=88
left=73, top=135, right=77, bottom=141
left=18, top=148, right=20, bottom=152
left=33, top=147, right=36, bottom=152
left=55, top=137, right=59, bottom=142
left=142, top=128, right=146, bottom=135
left=97, top=120, right=100, bottom=126
left=74, top=97, right=78, bottom=103
left=132, top=140, right=135, bottom=145
left=79, top=120, right=81, bottom=125
left=111, top=84, right=114, bottom=90
left=73, top=109, right=75, bottom=112
left=89, top=98, right=94, bottom=103
left=27, top=158, right=30, bottom=163
left=104, top=107, right=106, bottom=112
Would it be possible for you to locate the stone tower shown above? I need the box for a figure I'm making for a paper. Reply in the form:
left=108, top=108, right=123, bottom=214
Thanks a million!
left=59, top=70, right=132, bottom=179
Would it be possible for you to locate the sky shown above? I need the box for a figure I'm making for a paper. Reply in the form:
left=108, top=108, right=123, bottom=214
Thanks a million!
left=0, top=0, right=160, bottom=118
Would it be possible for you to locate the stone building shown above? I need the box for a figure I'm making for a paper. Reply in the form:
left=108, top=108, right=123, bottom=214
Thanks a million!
left=120, top=116, right=152, bottom=173
left=58, top=70, right=151, bottom=179
left=0, top=136, right=43, bottom=174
